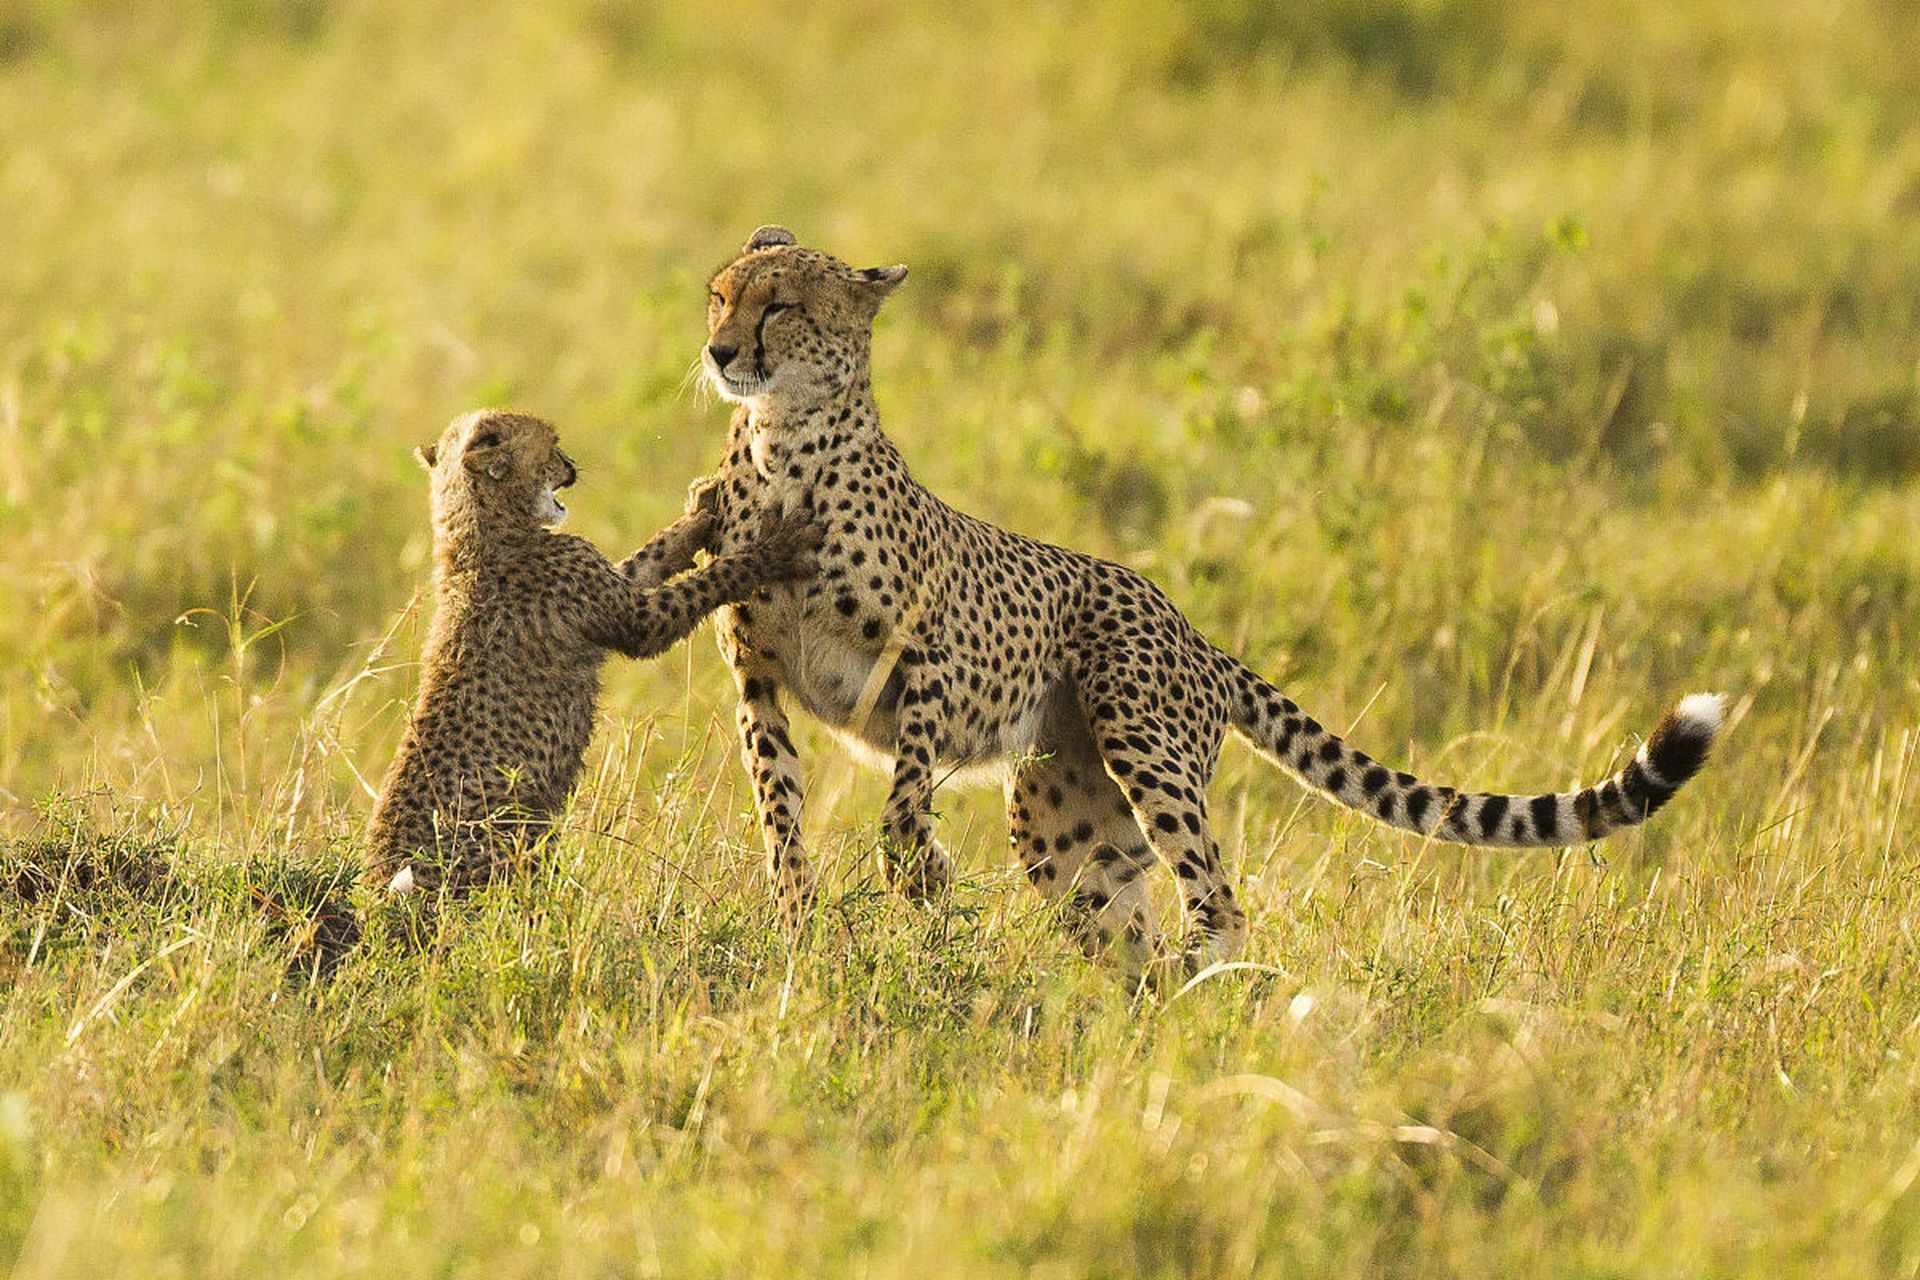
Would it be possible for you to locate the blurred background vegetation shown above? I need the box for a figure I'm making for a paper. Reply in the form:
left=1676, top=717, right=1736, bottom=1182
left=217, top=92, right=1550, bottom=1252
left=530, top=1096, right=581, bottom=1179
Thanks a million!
left=2, top=0, right=1917, bottom=816
left=3, top=2, right=1920, bottom=1274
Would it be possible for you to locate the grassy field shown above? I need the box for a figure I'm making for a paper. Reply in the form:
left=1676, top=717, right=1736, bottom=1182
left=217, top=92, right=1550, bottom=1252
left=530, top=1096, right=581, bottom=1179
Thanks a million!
left=4, top=0, right=1920, bottom=1273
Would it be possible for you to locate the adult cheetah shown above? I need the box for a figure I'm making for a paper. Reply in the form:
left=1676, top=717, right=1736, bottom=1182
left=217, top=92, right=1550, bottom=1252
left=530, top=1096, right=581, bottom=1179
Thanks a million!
left=693, top=226, right=1724, bottom=974
left=366, top=409, right=817, bottom=894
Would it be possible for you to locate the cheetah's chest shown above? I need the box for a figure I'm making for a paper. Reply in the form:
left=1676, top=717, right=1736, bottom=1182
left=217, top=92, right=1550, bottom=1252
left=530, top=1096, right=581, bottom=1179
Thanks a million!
left=719, top=423, right=1049, bottom=773
left=729, top=448, right=918, bottom=747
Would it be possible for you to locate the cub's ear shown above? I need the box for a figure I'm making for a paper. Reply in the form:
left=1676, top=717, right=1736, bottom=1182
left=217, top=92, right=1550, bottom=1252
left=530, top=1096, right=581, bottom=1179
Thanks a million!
left=414, top=442, right=439, bottom=470
left=461, top=428, right=512, bottom=480
left=852, top=264, right=908, bottom=304
left=464, top=453, right=512, bottom=480
left=745, top=224, right=797, bottom=252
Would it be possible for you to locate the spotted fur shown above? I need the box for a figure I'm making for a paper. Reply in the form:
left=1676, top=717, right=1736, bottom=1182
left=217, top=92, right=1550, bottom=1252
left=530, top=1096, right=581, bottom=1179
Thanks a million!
left=365, top=409, right=817, bottom=893
left=695, top=227, right=1726, bottom=976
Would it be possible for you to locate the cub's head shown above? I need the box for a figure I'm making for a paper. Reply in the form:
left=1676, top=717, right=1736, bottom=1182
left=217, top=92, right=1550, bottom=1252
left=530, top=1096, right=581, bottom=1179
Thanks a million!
left=703, top=225, right=908, bottom=408
left=416, top=410, right=577, bottom=536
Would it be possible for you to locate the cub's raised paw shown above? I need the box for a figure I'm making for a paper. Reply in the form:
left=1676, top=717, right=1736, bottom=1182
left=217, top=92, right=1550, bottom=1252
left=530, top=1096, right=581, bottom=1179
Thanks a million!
left=686, top=473, right=725, bottom=520
left=752, top=507, right=824, bottom=582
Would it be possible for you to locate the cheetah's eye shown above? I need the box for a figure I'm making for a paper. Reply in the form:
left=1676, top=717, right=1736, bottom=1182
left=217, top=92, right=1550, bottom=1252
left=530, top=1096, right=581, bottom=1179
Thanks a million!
left=473, top=429, right=502, bottom=449
left=763, top=301, right=793, bottom=318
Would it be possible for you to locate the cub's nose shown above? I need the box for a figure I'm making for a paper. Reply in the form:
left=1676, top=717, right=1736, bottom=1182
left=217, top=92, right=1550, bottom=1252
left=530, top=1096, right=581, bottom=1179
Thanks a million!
left=706, top=342, right=739, bottom=371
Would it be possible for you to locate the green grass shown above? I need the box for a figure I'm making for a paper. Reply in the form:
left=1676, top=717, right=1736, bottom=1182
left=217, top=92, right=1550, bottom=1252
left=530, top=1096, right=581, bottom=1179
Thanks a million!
left=4, top=0, right=1920, bottom=1274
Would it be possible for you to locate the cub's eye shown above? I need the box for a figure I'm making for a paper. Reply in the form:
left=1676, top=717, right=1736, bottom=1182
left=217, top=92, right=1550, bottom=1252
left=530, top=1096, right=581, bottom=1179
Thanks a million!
left=472, top=429, right=502, bottom=448
left=708, top=291, right=725, bottom=309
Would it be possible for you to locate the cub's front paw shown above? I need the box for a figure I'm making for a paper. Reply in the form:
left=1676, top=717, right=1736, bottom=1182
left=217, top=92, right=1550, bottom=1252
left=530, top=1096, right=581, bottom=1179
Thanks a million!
left=623, top=502, right=719, bottom=582
left=751, top=507, right=824, bottom=583
left=685, top=474, right=724, bottom=520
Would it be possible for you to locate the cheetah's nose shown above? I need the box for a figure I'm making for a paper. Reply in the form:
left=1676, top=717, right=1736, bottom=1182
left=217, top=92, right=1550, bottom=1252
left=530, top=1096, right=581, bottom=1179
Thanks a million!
left=706, top=343, right=739, bottom=371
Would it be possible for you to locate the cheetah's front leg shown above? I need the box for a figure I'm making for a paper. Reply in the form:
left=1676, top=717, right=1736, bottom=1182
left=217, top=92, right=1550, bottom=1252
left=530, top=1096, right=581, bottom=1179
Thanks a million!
left=718, top=611, right=816, bottom=927
left=877, top=649, right=957, bottom=901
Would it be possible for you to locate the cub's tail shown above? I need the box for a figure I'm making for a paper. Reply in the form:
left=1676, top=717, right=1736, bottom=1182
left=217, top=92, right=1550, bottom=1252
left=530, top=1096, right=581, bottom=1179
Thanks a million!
left=1223, top=660, right=1724, bottom=846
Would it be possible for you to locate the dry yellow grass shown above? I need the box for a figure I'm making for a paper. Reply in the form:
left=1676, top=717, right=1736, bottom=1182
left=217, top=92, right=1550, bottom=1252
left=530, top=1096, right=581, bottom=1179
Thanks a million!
left=4, top=1, right=1919, bottom=1274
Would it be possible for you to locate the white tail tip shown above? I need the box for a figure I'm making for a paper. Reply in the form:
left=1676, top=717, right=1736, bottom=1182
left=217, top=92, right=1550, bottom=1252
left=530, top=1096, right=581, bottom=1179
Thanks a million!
left=1676, top=692, right=1728, bottom=734
left=387, top=866, right=417, bottom=895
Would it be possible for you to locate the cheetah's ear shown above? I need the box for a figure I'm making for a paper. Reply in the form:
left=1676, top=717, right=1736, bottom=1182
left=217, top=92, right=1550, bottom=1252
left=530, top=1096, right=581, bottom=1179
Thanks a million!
left=851, top=264, right=908, bottom=306
left=415, top=442, right=439, bottom=470
left=745, top=225, right=797, bottom=252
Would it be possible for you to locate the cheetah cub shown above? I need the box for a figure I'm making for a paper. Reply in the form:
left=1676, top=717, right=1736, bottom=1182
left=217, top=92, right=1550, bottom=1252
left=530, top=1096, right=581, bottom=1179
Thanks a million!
left=366, top=409, right=817, bottom=894
left=693, top=225, right=1726, bottom=977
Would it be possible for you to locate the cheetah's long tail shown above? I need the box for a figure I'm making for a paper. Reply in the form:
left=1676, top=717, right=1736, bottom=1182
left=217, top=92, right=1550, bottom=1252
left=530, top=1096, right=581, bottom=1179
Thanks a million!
left=1221, top=660, right=1725, bottom=847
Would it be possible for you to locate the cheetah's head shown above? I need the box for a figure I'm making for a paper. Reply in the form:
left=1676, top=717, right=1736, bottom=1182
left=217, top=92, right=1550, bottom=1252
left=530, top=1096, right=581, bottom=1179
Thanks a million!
left=703, top=225, right=908, bottom=410
left=416, top=410, right=578, bottom=535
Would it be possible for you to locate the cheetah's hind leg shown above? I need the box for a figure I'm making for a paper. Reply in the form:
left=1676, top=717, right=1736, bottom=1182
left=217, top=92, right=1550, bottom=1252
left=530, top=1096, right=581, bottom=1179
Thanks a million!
left=1006, top=708, right=1174, bottom=988
left=1069, top=663, right=1248, bottom=973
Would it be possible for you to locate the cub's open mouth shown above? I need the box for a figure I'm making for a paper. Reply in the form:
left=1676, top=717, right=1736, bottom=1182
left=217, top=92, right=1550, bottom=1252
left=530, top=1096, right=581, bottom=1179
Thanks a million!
left=542, top=451, right=576, bottom=526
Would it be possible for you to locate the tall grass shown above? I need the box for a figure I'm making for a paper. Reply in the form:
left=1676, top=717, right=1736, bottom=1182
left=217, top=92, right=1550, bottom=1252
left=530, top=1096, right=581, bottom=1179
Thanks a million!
left=3, top=1, right=1918, bottom=1274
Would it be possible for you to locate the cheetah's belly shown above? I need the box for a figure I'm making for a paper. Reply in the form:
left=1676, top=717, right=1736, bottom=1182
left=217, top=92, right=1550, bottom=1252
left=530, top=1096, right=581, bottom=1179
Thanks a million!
left=789, top=624, right=901, bottom=749
left=740, top=594, right=1045, bottom=787
left=742, top=589, right=903, bottom=750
